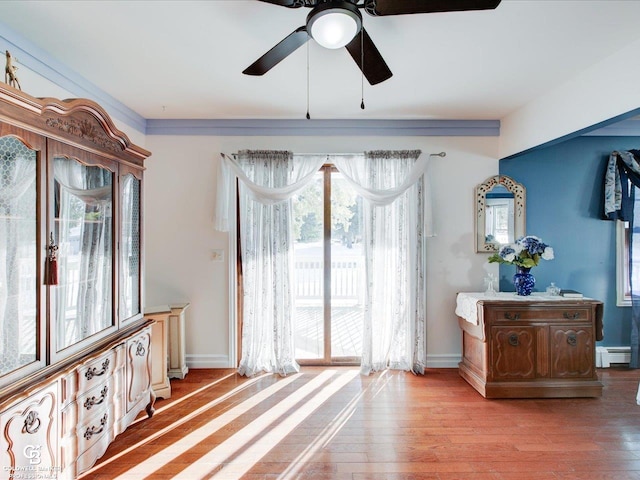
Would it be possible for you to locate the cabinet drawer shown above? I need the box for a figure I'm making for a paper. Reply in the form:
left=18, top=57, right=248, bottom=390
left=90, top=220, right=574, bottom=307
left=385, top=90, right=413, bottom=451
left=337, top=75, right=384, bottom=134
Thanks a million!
left=77, top=377, right=114, bottom=424
left=75, top=403, right=114, bottom=456
left=77, top=351, right=116, bottom=393
left=76, top=428, right=113, bottom=475
left=489, top=306, right=591, bottom=322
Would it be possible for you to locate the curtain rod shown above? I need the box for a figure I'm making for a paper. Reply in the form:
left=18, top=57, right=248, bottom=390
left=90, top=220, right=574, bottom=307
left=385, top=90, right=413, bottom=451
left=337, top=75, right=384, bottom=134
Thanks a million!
left=230, top=152, right=447, bottom=159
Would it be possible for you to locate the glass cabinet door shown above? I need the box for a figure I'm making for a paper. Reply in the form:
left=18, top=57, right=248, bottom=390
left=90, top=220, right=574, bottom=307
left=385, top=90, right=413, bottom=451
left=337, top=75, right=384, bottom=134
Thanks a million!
left=0, top=136, right=39, bottom=379
left=52, top=156, right=114, bottom=352
left=120, top=173, right=141, bottom=321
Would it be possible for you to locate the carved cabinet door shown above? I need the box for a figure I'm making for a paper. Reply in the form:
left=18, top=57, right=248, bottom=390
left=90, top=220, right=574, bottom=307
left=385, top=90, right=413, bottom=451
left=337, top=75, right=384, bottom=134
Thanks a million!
left=125, top=328, right=152, bottom=413
left=550, top=325, right=594, bottom=378
left=0, top=384, right=58, bottom=478
left=490, top=326, right=536, bottom=380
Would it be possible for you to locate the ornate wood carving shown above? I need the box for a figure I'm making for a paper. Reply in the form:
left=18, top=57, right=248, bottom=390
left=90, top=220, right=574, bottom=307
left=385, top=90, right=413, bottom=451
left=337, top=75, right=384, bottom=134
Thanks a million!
left=45, top=116, right=122, bottom=153
left=3, top=389, right=57, bottom=471
left=0, top=83, right=150, bottom=167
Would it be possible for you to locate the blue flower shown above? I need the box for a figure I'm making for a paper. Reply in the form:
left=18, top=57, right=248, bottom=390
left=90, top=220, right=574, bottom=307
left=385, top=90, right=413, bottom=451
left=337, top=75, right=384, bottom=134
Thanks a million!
left=488, top=235, right=554, bottom=268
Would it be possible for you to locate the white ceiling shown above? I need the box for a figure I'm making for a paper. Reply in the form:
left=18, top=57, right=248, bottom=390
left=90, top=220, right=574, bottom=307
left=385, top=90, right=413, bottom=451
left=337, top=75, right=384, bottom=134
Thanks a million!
left=1, top=0, right=640, bottom=123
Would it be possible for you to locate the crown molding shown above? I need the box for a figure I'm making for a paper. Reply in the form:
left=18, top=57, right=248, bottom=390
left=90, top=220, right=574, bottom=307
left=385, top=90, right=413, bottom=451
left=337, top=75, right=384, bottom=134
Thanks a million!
left=145, top=118, right=500, bottom=136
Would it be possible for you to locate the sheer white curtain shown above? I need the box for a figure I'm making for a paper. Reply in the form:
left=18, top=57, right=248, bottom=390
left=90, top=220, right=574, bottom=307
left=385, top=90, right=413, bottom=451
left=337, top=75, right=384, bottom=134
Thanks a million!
left=333, top=150, right=427, bottom=375
left=53, top=158, right=112, bottom=348
left=216, top=149, right=430, bottom=376
left=218, top=150, right=324, bottom=377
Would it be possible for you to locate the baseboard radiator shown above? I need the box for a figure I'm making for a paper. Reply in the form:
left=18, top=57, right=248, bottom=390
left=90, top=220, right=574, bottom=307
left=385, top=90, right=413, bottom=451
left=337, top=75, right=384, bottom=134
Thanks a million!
left=596, top=346, right=631, bottom=367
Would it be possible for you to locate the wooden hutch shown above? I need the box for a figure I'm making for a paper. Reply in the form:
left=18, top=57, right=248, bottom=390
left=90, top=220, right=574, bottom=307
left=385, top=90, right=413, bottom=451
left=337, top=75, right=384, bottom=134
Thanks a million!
left=0, top=82, right=153, bottom=478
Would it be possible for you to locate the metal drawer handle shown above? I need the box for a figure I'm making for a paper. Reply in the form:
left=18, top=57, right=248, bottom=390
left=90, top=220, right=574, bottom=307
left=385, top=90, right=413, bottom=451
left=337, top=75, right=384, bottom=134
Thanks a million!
left=84, top=413, right=108, bottom=440
left=22, top=411, right=41, bottom=435
left=136, top=342, right=146, bottom=357
left=563, top=311, right=580, bottom=320
left=504, top=312, right=520, bottom=320
left=84, top=385, right=109, bottom=410
left=508, top=334, right=519, bottom=346
left=85, top=359, right=110, bottom=380
left=567, top=333, right=578, bottom=347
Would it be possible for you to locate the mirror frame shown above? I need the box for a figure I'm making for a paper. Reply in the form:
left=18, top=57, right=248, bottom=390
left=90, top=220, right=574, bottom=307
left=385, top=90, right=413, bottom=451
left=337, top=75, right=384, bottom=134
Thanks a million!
left=475, top=175, right=526, bottom=253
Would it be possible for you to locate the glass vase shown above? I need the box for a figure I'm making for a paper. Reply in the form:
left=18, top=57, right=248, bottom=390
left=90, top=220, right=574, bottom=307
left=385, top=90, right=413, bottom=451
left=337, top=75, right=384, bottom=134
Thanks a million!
left=513, top=266, right=535, bottom=296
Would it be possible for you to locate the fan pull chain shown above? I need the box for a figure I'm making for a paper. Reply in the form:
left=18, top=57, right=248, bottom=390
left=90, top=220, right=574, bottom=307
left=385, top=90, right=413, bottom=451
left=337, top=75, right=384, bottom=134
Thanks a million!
left=360, top=30, right=365, bottom=110
left=306, top=40, right=311, bottom=120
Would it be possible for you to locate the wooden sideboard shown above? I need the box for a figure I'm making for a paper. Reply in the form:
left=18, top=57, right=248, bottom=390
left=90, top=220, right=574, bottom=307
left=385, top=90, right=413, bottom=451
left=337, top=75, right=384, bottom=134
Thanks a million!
left=456, top=293, right=603, bottom=398
left=0, top=322, right=154, bottom=479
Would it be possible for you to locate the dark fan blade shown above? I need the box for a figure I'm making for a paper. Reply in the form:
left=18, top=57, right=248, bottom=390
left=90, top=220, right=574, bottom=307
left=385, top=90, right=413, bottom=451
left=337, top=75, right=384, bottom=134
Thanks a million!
left=243, top=27, right=309, bottom=76
left=345, top=28, right=392, bottom=85
left=257, top=0, right=303, bottom=7
left=365, top=0, right=501, bottom=16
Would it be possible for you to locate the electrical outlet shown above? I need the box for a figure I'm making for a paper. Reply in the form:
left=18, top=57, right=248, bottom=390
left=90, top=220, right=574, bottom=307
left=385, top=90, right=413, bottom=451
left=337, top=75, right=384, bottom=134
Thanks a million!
left=212, top=249, right=224, bottom=262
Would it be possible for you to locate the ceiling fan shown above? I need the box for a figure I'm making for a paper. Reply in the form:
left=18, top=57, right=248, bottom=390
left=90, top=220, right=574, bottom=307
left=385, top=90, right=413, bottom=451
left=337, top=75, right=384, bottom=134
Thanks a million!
left=243, top=0, right=502, bottom=85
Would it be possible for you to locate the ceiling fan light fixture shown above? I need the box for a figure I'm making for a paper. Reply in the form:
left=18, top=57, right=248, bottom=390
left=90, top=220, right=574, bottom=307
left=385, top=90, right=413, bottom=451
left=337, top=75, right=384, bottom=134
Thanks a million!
left=307, top=2, right=362, bottom=49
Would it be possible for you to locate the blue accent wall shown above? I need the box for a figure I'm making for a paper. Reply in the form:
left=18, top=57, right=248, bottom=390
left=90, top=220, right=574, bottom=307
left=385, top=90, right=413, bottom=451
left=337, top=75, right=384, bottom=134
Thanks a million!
left=500, top=136, right=639, bottom=347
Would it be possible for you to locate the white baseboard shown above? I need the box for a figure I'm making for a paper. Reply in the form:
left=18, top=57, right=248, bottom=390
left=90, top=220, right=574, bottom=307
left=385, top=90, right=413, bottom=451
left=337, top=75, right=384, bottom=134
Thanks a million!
left=426, top=354, right=460, bottom=369
left=596, top=346, right=631, bottom=367
left=186, top=354, right=231, bottom=369
left=184, top=354, right=461, bottom=370
left=185, top=349, right=633, bottom=370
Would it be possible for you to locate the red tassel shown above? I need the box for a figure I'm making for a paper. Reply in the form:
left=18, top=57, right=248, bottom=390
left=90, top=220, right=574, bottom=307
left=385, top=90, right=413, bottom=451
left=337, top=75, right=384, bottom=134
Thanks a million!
left=46, top=257, right=58, bottom=286
left=46, top=233, right=59, bottom=285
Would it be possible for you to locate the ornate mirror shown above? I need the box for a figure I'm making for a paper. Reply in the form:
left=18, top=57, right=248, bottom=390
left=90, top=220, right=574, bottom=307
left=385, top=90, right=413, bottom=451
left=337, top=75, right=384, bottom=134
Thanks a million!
left=475, top=175, right=525, bottom=252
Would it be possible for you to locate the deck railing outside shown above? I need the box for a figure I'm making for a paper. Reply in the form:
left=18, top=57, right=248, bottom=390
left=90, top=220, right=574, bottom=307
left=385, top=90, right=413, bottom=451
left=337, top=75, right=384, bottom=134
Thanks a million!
left=294, top=256, right=364, bottom=305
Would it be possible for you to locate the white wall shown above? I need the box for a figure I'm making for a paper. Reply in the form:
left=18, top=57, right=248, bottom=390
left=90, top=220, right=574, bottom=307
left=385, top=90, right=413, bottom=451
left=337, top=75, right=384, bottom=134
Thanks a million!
left=144, top=135, right=500, bottom=368
left=500, top=37, right=640, bottom=158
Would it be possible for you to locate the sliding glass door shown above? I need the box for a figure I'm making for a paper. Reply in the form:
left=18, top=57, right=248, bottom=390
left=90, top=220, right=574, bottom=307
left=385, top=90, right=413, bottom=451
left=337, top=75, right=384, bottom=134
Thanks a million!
left=292, top=166, right=364, bottom=365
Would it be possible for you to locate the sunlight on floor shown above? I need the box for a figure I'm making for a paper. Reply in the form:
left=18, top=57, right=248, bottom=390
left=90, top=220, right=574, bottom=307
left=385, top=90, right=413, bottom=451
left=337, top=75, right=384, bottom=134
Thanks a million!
left=78, top=372, right=249, bottom=478
left=83, top=369, right=364, bottom=479
left=175, top=369, right=359, bottom=479
left=109, top=373, right=302, bottom=479
left=277, top=372, right=372, bottom=479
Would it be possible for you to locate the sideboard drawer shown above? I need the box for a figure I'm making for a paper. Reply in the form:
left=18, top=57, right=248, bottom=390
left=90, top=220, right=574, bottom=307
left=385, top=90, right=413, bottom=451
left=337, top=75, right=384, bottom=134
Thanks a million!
left=488, top=306, right=592, bottom=323
left=77, top=350, right=116, bottom=393
left=77, top=377, right=114, bottom=425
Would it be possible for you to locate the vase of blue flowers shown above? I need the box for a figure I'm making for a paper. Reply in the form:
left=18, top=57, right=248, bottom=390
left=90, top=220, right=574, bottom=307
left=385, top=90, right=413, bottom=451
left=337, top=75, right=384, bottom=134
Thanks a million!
left=488, top=235, right=554, bottom=296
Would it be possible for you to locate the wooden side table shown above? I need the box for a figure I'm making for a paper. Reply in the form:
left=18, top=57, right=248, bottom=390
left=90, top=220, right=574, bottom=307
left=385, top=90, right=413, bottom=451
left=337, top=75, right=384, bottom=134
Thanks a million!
left=456, top=292, right=603, bottom=398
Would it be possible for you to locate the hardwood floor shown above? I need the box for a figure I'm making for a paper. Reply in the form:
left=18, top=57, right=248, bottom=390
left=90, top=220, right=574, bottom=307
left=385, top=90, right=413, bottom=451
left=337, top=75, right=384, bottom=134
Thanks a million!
left=80, top=367, right=640, bottom=479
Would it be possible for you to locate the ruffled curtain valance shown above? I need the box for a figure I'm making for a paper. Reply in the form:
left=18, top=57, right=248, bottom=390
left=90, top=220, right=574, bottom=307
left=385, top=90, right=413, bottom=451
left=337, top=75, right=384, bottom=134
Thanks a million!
left=333, top=150, right=425, bottom=206
left=216, top=149, right=435, bottom=236
left=215, top=150, right=324, bottom=232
